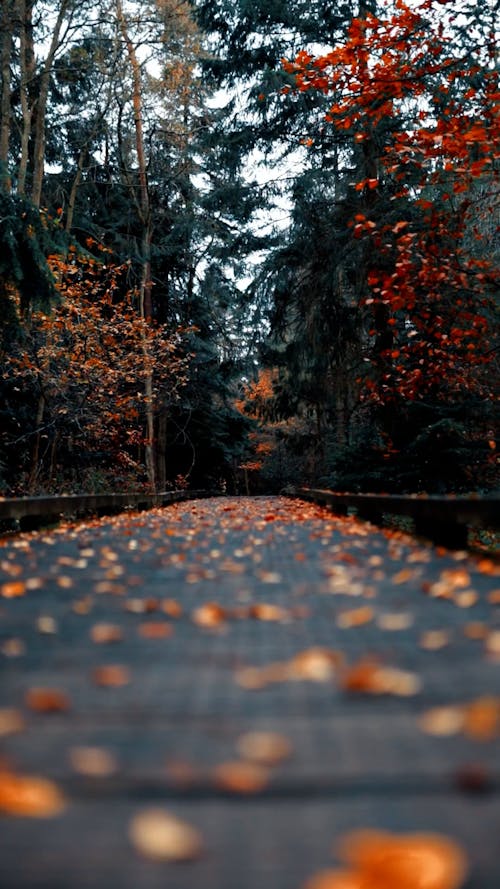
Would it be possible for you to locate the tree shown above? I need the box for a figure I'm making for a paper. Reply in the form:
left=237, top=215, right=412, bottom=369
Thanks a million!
left=278, top=0, right=499, bottom=490
left=0, top=1, right=253, bottom=495
left=192, top=0, right=373, bottom=483
left=1, top=244, right=191, bottom=492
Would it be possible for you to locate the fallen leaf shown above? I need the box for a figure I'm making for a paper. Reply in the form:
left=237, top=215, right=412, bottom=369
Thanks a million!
left=249, top=603, right=288, bottom=621
left=419, top=706, right=464, bottom=737
left=337, top=829, right=468, bottom=889
left=137, top=622, right=173, bottom=639
left=341, top=659, right=420, bottom=696
left=0, top=708, right=25, bottom=737
left=236, top=731, right=292, bottom=765
left=56, top=575, right=73, bottom=589
left=420, top=630, right=450, bottom=650
left=90, top=623, right=123, bottom=643
left=453, top=590, right=478, bottom=608
left=36, top=615, right=58, bottom=634
left=213, top=760, right=269, bottom=794
left=129, top=808, right=204, bottom=861
left=0, top=770, right=65, bottom=817
left=392, top=569, right=415, bottom=584
left=69, top=746, right=118, bottom=777
left=162, top=598, right=182, bottom=617
left=336, top=606, right=374, bottom=628
left=234, top=666, right=269, bottom=690
left=462, top=697, right=500, bottom=741
left=290, top=648, right=344, bottom=681
left=1, top=580, right=26, bottom=598
left=192, top=602, right=227, bottom=627
left=92, top=665, right=131, bottom=687
left=485, top=630, right=500, bottom=660
left=1, top=638, right=25, bottom=656
left=72, top=597, right=93, bottom=614
left=463, top=622, right=487, bottom=640
left=25, top=688, right=71, bottom=713
left=377, top=612, right=413, bottom=631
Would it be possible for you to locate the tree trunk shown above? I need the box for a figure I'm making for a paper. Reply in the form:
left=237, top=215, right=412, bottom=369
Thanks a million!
left=17, top=0, right=35, bottom=195
left=31, top=0, right=71, bottom=207
left=156, top=411, right=167, bottom=491
left=65, top=145, right=87, bottom=232
left=0, top=0, right=14, bottom=191
left=116, top=0, right=156, bottom=489
left=28, top=392, right=46, bottom=491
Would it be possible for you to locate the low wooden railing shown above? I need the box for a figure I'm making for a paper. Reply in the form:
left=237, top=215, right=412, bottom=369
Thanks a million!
left=288, top=487, right=500, bottom=549
left=2, top=487, right=498, bottom=548
left=0, top=489, right=207, bottom=532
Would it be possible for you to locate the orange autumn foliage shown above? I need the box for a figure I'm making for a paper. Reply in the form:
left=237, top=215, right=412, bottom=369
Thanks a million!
left=282, top=0, right=498, bottom=406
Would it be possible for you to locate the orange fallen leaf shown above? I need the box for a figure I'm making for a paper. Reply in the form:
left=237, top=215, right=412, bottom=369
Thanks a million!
left=236, top=731, right=292, bottom=765
left=56, top=575, right=73, bottom=589
left=234, top=666, right=269, bottom=690
left=392, top=568, right=415, bottom=584
left=341, top=660, right=420, bottom=696
left=336, top=606, right=374, bottom=628
left=1, top=580, right=26, bottom=598
left=69, top=746, right=118, bottom=777
left=249, top=603, right=287, bottom=621
left=453, top=590, right=478, bottom=608
left=36, top=615, right=58, bottom=634
left=338, top=829, right=468, bottom=889
left=476, top=559, right=498, bottom=576
left=72, top=596, right=93, bottom=614
left=137, top=621, right=173, bottom=639
left=162, top=598, right=183, bottom=617
left=0, top=708, right=25, bottom=737
left=485, top=630, right=500, bottom=660
left=213, top=760, right=269, bottom=794
left=124, top=598, right=148, bottom=613
left=463, top=622, right=488, bottom=640
left=1, top=638, right=25, bottom=656
left=420, top=630, right=450, bottom=650
left=90, top=623, right=123, bottom=643
left=192, top=602, right=227, bottom=627
left=0, top=770, right=65, bottom=817
left=377, top=612, right=413, bottom=631
left=258, top=570, right=282, bottom=584
left=129, top=808, right=204, bottom=861
left=462, top=697, right=500, bottom=741
left=418, top=706, right=464, bottom=737
left=290, top=647, right=344, bottom=681
left=92, top=665, right=131, bottom=687
left=25, top=688, right=71, bottom=713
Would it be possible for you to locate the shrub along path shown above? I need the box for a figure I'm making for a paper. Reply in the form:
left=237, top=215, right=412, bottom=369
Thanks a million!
left=0, top=496, right=499, bottom=889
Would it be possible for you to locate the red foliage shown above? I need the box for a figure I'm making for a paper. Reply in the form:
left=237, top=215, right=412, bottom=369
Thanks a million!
left=282, top=0, right=499, bottom=405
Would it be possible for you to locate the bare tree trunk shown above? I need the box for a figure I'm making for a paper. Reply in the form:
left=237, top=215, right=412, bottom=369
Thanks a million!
left=31, top=0, right=71, bottom=207
left=157, top=411, right=167, bottom=491
left=65, top=145, right=87, bottom=232
left=17, top=0, right=35, bottom=195
left=0, top=0, right=14, bottom=191
left=116, top=0, right=156, bottom=490
left=28, top=392, right=46, bottom=491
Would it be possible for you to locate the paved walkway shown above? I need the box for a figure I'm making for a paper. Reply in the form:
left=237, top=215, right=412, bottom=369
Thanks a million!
left=0, top=496, right=499, bottom=888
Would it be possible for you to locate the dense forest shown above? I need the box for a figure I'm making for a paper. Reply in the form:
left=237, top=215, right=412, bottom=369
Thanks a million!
left=0, top=0, right=498, bottom=496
